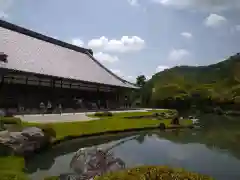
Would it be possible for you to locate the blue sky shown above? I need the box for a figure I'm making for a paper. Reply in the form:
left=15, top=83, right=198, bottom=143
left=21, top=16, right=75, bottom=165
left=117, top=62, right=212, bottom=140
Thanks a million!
left=1, top=0, right=240, bottom=82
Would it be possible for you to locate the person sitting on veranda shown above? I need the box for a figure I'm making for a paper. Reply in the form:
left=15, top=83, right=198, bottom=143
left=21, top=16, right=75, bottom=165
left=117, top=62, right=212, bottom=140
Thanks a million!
left=97, top=99, right=101, bottom=110
left=18, top=103, right=25, bottom=114
left=39, top=102, right=45, bottom=115
left=58, top=103, right=62, bottom=115
left=47, top=101, right=52, bottom=114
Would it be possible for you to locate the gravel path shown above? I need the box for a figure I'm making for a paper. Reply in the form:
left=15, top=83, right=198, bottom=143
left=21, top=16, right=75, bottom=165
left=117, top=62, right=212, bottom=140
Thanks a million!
left=16, top=109, right=160, bottom=123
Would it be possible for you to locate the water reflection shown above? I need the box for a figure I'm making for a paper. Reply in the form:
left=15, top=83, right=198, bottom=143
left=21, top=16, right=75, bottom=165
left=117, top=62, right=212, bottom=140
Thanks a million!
left=25, top=132, right=139, bottom=173
left=27, top=114, right=240, bottom=180
left=65, top=136, right=137, bottom=180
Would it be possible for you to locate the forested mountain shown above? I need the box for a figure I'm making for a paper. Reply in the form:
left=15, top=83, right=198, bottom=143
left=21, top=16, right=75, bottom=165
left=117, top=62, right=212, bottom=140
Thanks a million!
left=138, top=53, right=240, bottom=111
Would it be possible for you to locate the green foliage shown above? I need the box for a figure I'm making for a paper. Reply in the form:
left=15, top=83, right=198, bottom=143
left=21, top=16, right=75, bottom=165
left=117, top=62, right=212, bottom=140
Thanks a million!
left=94, top=111, right=113, bottom=117
left=0, top=117, right=22, bottom=125
left=136, top=75, right=146, bottom=87
left=138, top=53, right=240, bottom=110
left=40, top=125, right=57, bottom=138
left=24, top=110, right=192, bottom=140
left=95, top=166, right=213, bottom=180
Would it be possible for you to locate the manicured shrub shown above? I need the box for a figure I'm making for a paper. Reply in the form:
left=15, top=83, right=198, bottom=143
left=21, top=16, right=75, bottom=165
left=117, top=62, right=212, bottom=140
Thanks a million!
left=95, top=166, right=213, bottom=180
left=0, top=117, right=22, bottom=126
left=40, top=125, right=57, bottom=138
left=171, top=116, right=180, bottom=125
left=94, top=111, right=113, bottom=117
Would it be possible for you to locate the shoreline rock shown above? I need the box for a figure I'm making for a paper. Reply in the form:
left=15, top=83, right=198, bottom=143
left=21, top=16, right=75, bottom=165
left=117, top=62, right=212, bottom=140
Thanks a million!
left=0, top=127, right=52, bottom=156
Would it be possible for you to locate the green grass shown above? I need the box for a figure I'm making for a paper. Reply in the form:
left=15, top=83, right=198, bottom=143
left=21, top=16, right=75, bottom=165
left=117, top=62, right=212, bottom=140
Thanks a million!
left=94, top=165, right=213, bottom=180
left=0, top=156, right=25, bottom=172
left=0, top=109, right=192, bottom=180
left=22, top=110, right=191, bottom=140
left=23, top=118, right=178, bottom=140
left=88, top=109, right=175, bottom=118
left=0, top=156, right=29, bottom=180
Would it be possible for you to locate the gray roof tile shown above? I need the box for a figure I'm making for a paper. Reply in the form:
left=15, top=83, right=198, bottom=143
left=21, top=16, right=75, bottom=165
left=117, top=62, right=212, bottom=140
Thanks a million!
left=0, top=21, right=138, bottom=89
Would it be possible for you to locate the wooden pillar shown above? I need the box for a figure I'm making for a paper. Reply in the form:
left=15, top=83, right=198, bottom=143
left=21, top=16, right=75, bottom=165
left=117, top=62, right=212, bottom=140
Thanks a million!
left=0, top=75, right=4, bottom=108
left=97, top=87, right=100, bottom=110
left=116, top=89, right=120, bottom=109
left=24, top=77, right=28, bottom=113
left=51, top=79, right=55, bottom=106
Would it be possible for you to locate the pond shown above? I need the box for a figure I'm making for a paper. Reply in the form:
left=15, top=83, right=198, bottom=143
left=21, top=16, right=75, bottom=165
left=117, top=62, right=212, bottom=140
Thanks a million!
left=26, top=114, right=240, bottom=180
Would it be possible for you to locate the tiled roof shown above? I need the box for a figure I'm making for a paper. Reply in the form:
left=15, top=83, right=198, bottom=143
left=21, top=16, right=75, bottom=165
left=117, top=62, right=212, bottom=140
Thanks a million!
left=0, top=20, right=138, bottom=89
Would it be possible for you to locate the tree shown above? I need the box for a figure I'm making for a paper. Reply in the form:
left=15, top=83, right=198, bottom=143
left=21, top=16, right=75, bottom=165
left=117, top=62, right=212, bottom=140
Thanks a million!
left=136, top=75, right=146, bottom=87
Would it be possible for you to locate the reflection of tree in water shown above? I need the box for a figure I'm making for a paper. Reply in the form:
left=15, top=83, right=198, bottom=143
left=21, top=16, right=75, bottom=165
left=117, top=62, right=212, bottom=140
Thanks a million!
left=59, top=136, right=138, bottom=180
left=173, top=129, right=180, bottom=137
left=25, top=132, right=140, bottom=173
left=155, top=117, right=240, bottom=160
left=135, top=133, right=145, bottom=144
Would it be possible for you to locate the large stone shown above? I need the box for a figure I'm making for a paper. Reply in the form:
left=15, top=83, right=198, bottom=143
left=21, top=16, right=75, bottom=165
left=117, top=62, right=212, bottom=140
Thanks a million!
left=68, top=147, right=125, bottom=179
left=0, top=127, right=51, bottom=156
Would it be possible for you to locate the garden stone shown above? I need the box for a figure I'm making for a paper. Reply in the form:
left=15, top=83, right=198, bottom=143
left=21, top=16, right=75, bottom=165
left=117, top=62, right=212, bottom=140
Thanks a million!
left=0, top=127, right=51, bottom=156
left=69, top=147, right=125, bottom=180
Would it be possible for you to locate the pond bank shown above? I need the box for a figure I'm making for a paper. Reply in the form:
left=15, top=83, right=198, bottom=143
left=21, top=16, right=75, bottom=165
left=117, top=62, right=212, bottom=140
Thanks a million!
left=0, top=109, right=193, bottom=180
left=15, top=109, right=163, bottom=123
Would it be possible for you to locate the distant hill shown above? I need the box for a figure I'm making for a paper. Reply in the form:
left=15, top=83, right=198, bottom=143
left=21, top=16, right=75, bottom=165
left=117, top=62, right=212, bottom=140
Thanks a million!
left=139, top=53, right=240, bottom=110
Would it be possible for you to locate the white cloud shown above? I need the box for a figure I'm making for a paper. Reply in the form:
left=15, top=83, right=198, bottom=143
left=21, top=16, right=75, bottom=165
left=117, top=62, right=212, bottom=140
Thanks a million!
left=181, top=32, right=192, bottom=39
left=0, top=11, right=8, bottom=19
left=152, top=0, right=240, bottom=12
left=126, top=75, right=136, bottom=82
left=88, top=36, right=145, bottom=53
left=204, top=14, right=227, bottom=28
left=127, top=75, right=134, bottom=79
left=0, top=0, right=13, bottom=19
left=156, top=65, right=169, bottom=72
left=146, top=75, right=151, bottom=80
left=110, top=69, right=136, bottom=82
left=128, top=0, right=139, bottom=6
left=71, top=38, right=84, bottom=47
left=236, top=25, right=240, bottom=31
left=94, top=52, right=119, bottom=63
left=110, top=69, right=124, bottom=77
left=168, top=49, right=190, bottom=61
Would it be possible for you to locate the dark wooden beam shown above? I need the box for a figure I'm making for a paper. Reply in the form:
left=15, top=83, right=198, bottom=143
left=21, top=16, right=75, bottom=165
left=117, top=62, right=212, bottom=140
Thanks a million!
left=26, top=77, right=28, bottom=85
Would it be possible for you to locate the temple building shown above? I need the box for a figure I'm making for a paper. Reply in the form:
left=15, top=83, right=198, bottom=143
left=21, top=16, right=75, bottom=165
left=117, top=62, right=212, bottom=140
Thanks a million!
left=0, top=20, right=138, bottom=114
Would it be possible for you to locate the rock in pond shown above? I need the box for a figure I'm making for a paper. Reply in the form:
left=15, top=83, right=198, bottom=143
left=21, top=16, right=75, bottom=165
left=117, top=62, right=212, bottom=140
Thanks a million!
left=159, top=123, right=166, bottom=130
left=67, top=147, right=125, bottom=180
left=0, top=127, right=52, bottom=156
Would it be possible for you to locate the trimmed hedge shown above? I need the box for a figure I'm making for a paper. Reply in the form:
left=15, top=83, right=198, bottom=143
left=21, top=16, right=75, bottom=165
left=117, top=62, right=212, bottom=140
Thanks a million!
left=40, top=125, right=57, bottom=138
left=94, top=111, right=113, bottom=117
left=0, top=117, right=22, bottom=125
left=95, top=166, right=213, bottom=180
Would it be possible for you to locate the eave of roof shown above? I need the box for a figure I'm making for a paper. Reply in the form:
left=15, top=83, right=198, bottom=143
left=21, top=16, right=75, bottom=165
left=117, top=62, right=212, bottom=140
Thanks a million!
left=0, top=20, right=138, bottom=89
left=0, top=19, right=92, bottom=56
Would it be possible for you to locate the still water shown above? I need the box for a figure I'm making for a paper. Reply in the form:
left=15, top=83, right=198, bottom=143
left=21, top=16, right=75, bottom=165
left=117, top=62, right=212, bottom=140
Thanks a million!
left=26, top=114, right=240, bottom=180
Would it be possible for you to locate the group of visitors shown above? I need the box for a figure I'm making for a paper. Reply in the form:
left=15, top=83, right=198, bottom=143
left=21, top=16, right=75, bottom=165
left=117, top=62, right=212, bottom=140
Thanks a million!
left=11, top=96, right=131, bottom=115
left=39, top=101, right=62, bottom=115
